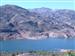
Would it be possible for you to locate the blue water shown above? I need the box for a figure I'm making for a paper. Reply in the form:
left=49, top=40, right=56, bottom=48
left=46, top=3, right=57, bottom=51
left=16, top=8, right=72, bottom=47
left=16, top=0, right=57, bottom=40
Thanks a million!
left=0, top=38, right=75, bottom=52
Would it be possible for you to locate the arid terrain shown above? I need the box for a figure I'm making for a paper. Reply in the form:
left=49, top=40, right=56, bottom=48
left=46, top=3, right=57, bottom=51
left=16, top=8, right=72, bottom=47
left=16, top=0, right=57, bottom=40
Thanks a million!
left=0, top=5, right=75, bottom=40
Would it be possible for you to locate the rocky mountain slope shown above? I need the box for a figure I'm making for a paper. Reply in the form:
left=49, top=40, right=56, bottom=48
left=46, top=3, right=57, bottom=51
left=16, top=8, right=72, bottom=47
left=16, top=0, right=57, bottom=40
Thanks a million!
left=0, top=5, right=75, bottom=40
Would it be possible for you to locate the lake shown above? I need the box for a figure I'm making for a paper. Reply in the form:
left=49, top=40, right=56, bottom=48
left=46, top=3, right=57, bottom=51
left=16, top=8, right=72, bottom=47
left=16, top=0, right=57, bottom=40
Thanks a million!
left=0, top=38, right=75, bottom=52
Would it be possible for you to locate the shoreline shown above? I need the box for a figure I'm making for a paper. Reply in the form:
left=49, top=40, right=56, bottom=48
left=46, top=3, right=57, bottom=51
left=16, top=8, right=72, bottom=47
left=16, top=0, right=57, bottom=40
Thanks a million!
left=0, top=49, right=75, bottom=56
left=0, top=31, right=75, bottom=40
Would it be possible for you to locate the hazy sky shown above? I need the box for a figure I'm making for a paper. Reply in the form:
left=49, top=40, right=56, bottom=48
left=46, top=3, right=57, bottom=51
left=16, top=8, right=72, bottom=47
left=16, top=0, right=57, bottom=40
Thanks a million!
left=0, top=0, right=75, bottom=10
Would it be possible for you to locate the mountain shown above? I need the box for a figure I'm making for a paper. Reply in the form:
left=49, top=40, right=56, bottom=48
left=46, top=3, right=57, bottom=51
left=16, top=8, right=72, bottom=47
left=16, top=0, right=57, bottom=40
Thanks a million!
left=0, top=5, right=75, bottom=40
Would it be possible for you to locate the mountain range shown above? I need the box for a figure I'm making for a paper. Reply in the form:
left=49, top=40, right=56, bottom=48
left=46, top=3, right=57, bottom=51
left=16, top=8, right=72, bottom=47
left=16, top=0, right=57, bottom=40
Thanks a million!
left=0, top=5, right=75, bottom=40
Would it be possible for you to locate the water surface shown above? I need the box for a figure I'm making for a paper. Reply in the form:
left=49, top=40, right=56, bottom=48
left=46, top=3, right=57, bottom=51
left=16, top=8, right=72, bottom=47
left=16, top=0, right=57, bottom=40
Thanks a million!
left=0, top=38, right=75, bottom=52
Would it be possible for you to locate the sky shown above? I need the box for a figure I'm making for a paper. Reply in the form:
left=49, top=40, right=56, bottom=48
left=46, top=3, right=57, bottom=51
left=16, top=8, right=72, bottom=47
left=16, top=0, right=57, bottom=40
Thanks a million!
left=0, top=0, right=75, bottom=10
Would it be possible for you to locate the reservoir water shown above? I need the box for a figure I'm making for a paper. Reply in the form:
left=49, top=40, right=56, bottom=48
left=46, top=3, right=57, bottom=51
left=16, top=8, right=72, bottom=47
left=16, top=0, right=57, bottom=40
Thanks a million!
left=0, top=38, right=75, bottom=52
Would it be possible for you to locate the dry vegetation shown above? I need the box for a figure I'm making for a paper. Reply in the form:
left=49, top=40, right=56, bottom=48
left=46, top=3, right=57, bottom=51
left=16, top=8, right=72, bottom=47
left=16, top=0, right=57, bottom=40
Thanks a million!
left=0, top=50, right=75, bottom=56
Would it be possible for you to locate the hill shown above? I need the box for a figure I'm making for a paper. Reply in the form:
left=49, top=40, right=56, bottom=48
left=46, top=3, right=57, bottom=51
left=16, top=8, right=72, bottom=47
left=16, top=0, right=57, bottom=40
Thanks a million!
left=0, top=5, right=75, bottom=40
